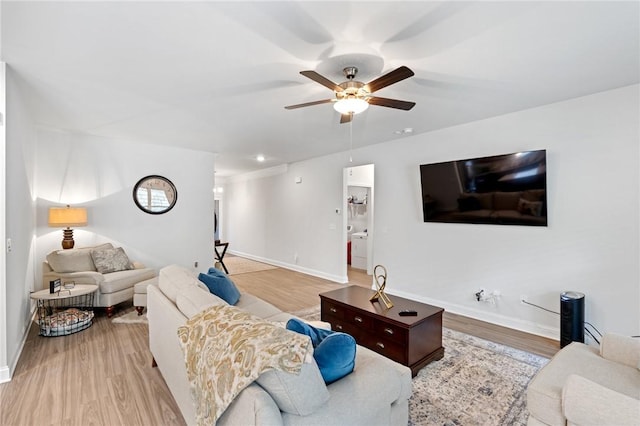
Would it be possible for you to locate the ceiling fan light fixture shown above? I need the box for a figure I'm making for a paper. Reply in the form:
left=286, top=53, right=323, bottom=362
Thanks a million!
left=333, top=97, right=369, bottom=115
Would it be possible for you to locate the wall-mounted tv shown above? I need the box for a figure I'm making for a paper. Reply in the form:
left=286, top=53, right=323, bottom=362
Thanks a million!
left=420, top=149, right=547, bottom=226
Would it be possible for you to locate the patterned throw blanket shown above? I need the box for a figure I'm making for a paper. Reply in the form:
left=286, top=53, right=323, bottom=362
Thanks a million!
left=177, top=304, right=312, bottom=425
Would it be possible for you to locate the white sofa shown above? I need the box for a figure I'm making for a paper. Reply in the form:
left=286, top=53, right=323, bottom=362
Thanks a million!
left=148, top=264, right=413, bottom=425
left=42, top=243, right=157, bottom=317
left=527, top=334, right=640, bottom=426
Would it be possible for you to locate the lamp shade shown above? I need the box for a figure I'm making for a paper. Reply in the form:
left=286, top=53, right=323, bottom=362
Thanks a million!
left=333, top=97, right=369, bottom=115
left=48, top=206, right=88, bottom=228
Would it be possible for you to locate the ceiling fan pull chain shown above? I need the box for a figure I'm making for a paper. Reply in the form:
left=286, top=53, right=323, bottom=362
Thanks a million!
left=349, top=117, right=353, bottom=163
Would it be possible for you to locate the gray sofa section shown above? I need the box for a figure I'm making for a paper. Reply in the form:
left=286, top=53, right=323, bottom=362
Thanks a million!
left=148, top=264, right=412, bottom=425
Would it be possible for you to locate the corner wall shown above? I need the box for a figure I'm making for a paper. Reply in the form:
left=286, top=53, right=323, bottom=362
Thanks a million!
left=2, top=64, right=37, bottom=381
left=34, top=129, right=216, bottom=278
left=225, top=85, right=640, bottom=340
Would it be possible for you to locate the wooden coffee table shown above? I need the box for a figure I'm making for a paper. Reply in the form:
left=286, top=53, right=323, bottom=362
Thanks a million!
left=320, top=285, right=444, bottom=376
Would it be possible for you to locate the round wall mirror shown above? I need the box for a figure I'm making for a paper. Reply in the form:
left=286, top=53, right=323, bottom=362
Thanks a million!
left=133, top=175, right=177, bottom=214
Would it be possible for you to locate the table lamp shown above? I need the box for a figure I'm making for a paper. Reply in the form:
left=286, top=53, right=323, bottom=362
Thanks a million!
left=48, top=205, right=88, bottom=249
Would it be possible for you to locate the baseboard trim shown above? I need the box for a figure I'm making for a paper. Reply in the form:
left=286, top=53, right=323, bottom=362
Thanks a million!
left=386, top=288, right=559, bottom=341
left=0, top=365, right=10, bottom=383
left=227, top=250, right=348, bottom=284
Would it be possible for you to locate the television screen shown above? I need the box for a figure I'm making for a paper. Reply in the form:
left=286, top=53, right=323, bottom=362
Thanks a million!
left=420, top=150, right=547, bottom=226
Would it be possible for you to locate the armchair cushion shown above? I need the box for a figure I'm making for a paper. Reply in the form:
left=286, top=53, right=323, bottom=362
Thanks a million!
left=527, top=336, right=640, bottom=426
left=562, top=374, right=640, bottom=426
left=46, top=243, right=113, bottom=273
left=600, top=333, right=640, bottom=369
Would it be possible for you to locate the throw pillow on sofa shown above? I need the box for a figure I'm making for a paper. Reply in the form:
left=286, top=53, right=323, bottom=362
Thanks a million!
left=255, top=357, right=330, bottom=416
left=286, top=318, right=356, bottom=384
left=90, top=247, right=133, bottom=274
left=198, top=267, right=241, bottom=305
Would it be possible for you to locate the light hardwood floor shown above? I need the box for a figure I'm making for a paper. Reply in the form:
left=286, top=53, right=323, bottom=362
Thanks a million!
left=0, top=264, right=559, bottom=425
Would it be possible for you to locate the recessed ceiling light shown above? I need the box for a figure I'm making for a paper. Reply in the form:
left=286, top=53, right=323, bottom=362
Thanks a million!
left=256, top=155, right=265, bottom=162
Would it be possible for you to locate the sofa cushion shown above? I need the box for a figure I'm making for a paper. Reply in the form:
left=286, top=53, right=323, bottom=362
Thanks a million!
left=134, top=276, right=158, bottom=294
left=523, top=189, right=545, bottom=202
left=493, top=191, right=521, bottom=210
left=475, top=192, right=493, bottom=209
left=158, top=264, right=204, bottom=304
left=91, top=247, right=132, bottom=274
left=234, top=293, right=280, bottom=319
left=198, top=268, right=241, bottom=305
left=517, top=198, right=543, bottom=216
left=256, top=357, right=329, bottom=416
left=176, top=283, right=227, bottom=319
left=100, top=268, right=156, bottom=294
left=457, top=195, right=482, bottom=212
left=287, top=318, right=356, bottom=384
left=46, top=243, right=113, bottom=273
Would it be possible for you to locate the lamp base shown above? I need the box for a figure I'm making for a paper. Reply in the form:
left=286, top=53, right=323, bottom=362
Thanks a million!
left=61, top=228, right=75, bottom=250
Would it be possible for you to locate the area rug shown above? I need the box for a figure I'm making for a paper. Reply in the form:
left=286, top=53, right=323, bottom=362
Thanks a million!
left=290, top=305, right=548, bottom=426
left=111, top=308, right=148, bottom=324
left=223, top=256, right=278, bottom=275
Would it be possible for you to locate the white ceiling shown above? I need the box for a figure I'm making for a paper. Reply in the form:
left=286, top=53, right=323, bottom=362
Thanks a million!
left=2, top=1, right=638, bottom=177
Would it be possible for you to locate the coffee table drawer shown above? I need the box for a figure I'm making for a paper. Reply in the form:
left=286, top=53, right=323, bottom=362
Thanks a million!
left=344, top=310, right=372, bottom=329
left=360, top=334, right=406, bottom=364
left=373, top=320, right=408, bottom=344
left=321, top=300, right=344, bottom=319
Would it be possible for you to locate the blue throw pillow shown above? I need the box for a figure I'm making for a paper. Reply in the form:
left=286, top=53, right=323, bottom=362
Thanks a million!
left=286, top=318, right=356, bottom=384
left=198, top=268, right=241, bottom=305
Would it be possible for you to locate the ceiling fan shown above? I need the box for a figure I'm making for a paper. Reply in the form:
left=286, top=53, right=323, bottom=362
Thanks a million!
left=284, top=66, right=416, bottom=124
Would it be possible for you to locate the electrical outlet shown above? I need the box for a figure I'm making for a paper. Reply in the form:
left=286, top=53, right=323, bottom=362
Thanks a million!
left=520, top=295, right=527, bottom=304
left=194, top=261, right=198, bottom=268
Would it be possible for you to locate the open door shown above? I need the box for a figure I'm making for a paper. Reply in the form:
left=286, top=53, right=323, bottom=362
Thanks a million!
left=343, top=164, right=374, bottom=280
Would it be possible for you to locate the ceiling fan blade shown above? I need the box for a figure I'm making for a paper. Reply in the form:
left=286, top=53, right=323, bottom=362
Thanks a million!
left=284, top=99, right=334, bottom=110
left=300, top=71, right=344, bottom=92
left=365, top=66, right=415, bottom=93
left=340, top=113, right=353, bottom=124
left=368, top=96, right=416, bottom=111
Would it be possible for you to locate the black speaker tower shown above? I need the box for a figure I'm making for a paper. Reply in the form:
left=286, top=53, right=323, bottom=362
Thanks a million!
left=560, top=291, right=585, bottom=348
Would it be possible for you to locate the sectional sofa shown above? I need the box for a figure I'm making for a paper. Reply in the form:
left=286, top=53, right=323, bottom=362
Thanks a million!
left=147, top=264, right=413, bottom=425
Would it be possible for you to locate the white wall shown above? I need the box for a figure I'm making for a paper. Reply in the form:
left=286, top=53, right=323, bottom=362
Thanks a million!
left=1, top=99, right=217, bottom=382
left=34, top=129, right=216, bottom=277
left=2, top=65, right=38, bottom=382
left=225, top=84, right=639, bottom=340
left=225, top=161, right=348, bottom=283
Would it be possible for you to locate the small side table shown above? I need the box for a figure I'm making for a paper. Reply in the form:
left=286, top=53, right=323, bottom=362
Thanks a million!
left=30, top=284, right=98, bottom=337
left=214, top=241, right=230, bottom=274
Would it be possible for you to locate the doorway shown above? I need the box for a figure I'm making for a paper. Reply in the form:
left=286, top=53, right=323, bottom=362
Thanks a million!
left=343, top=164, right=374, bottom=281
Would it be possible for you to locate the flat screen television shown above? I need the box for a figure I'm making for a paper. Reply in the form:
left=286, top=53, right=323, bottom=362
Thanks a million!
left=420, top=149, right=547, bottom=226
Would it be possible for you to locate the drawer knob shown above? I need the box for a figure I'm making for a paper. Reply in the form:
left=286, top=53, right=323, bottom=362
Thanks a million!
left=335, top=324, right=343, bottom=330
left=330, top=307, right=337, bottom=313
left=354, top=316, right=363, bottom=323
left=376, top=342, right=385, bottom=349
left=384, top=327, right=394, bottom=335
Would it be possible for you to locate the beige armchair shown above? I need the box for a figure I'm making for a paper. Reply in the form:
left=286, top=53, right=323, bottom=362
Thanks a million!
left=527, top=333, right=640, bottom=426
left=42, top=243, right=156, bottom=317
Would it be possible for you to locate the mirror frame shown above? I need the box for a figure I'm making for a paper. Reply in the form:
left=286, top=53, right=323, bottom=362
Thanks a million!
left=133, top=175, right=178, bottom=215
